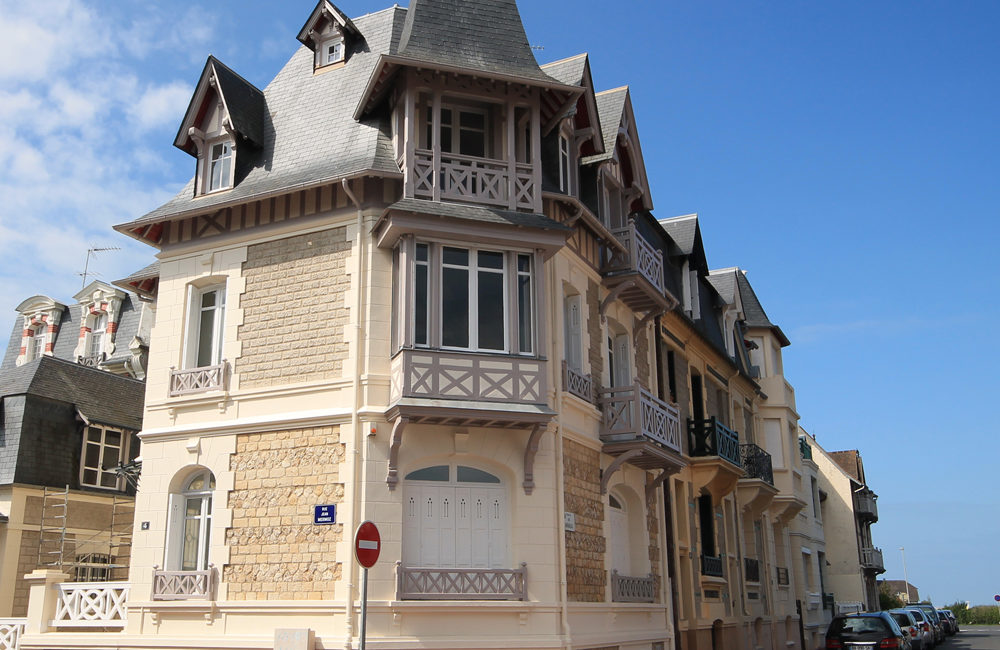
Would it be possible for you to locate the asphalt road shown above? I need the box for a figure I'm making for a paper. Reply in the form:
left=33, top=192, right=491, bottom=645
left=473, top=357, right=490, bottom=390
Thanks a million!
left=938, top=626, right=1000, bottom=650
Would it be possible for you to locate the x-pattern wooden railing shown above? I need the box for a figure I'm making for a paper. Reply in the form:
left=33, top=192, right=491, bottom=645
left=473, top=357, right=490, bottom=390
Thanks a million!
left=610, top=571, right=655, bottom=603
left=687, top=417, right=741, bottom=468
left=562, top=362, right=593, bottom=402
left=169, top=361, right=228, bottom=397
left=411, top=150, right=538, bottom=210
left=152, top=566, right=214, bottom=601
left=53, top=582, right=128, bottom=627
left=599, top=381, right=681, bottom=453
left=605, top=219, right=665, bottom=293
left=0, top=619, right=25, bottom=650
left=396, top=349, right=545, bottom=404
left=397, top=563, right=527, bottom=600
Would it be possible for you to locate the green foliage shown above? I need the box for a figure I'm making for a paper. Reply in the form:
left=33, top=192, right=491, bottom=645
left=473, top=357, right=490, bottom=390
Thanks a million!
left=879, top=583, right=905, bottom=610
left=953, top=605, right=1000, bottom=625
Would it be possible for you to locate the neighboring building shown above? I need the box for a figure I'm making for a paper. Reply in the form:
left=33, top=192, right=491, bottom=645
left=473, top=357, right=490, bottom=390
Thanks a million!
left=809, top=438, right=884, bottom=613
left=878, top=579, right=919, bottom=605
left=791, top=427, right=832, bottom=649
left=0, top=281, right=150, bottom=618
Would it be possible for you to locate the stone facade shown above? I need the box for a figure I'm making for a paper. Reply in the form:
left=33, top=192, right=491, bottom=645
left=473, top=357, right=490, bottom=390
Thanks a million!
left=237, top=228, right=351, bottom=388
left=563, top=439, right=605, bottom=602
left=224, top=426, right=345, bottom=599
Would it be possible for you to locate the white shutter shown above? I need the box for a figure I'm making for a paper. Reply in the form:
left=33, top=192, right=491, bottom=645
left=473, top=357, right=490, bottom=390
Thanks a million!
left=614, top=334, right=631, bottom=387
left=164, top=494, right=184, bottom=570
left=609, top=501, right=629, bottom=574
left=564, top=296, right=582, bottom=371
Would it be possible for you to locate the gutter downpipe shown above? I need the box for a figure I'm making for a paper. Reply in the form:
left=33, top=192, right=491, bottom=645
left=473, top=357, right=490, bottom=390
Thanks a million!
left=343, top=177, right=365, bottom=650
left=551, top=253, right=571, bottom=649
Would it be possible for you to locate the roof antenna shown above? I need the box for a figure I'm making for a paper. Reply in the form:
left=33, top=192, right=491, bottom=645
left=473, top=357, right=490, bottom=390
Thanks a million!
left=80, top=246, right=121, bottom=288
left=531, top=45, right=544, bottom=51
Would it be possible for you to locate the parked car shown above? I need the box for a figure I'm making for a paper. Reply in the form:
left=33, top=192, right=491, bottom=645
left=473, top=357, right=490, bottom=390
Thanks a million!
left=938, top=609, right=958, bottom=635
left=904, top=608, right=935, bottom=649
left=889, top=609, right=923, bottom=650
left=825, top=611, right=909, bottom=649
left=906, top=604, right=944, bottom=644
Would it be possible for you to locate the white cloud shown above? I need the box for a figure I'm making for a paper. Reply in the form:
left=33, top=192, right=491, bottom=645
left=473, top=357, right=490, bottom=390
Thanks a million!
left=130, top=81, right=193, bottom=132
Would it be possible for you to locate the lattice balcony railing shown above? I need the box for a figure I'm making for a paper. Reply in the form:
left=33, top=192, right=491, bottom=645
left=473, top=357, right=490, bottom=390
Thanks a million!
left=740, top=443, right=774, bottom=485
left=598, top=381, right=681, bottom=453
left=562, top=362, right=593, bottom=403
left=611, top=571, right=655, bottom=603
left=396, top=562, right=527, bottom=600
left=604, top=219, right=665, bottom=294
left=688, top=417, right=741, bottom=468
left=169, top=361, right=228, bottom=397
left=391, top=349, right=546, bottom=405
left=700, top=554, right=724, bottom=578
left=52, top=582, right=128, bottom=627
left=152, top=566, right=215, bottom=601
left=0, top=619, right=25, bottom=650
left=412, top=149, right=537, bottom=210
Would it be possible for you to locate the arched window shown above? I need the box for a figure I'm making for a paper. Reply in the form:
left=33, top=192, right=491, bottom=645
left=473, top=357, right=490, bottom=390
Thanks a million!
left=402, top=464, right=506, bottom=569
left=167, top=468, right=215, bottom=571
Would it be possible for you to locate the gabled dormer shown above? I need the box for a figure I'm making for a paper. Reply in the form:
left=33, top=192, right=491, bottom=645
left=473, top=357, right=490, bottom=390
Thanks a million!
left=658, top=213, right=710, bottom=321
left=14, top=295, right=66, bottom=366
left=174, top=56, right=266, bottom=197
left=297, top=1, right=360, bottom=71
left=72, top=281, right=128, bottom=367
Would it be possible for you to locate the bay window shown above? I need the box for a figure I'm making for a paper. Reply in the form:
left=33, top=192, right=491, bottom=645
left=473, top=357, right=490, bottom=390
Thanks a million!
left=406, top=242, right=535, bottom=355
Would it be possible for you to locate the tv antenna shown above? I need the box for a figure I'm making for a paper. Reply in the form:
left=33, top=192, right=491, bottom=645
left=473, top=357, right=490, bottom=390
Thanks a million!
left=80, top=246, right=120, bottom=288
left=531, top=45, right=544, bottom=51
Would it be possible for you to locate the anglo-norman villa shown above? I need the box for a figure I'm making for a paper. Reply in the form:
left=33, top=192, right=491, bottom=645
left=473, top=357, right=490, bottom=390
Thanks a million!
left=0, top=2, right=886, bottom=650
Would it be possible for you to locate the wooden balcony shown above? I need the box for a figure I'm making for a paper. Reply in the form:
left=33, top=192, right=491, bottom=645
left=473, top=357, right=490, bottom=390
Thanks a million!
left=562, top=361, right=593, bottom=403
left=860, top=546, right=885, bottom=573
left=412, top=149, right=537, bottom=211
left=611, top=571, right=656, bottom=603
left=396, top=562, right=526, bottom=601
left=169, top=361, right=228, bottom=397
left=854, top=488, right=879, bottom=523
left=688, top=417, right=745, bottom=500
left=596, top=381, right=685, bottom=490
left=152, top=566, right=215, bottom=601
left=601, top=218, right=673, bottom=314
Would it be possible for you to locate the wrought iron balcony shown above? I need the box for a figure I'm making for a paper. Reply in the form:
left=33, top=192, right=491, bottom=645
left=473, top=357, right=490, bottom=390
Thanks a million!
left=396, top=562, right=526, bottom=600
left=688, top=417, right=741, bottom=467
left=854, top=488, right=879, bottom=523
left=740, top=443, right=774, bottom=485
left=799, top=436, right=813, bottom=461
left=601, top=218, right=672, bottom=314
left=701, top=554, right=724, bottom=578
left=860, top=546, right=885, bottom=573
left=562, top=361, right=593, bottom=403
left=77, top=352, right=107, bottom=368
left=152, top=565, right=215, bottom=601
left=776, top=566, right=789, bottom=586
left=611, top=570, right=656, bottom=603
left=412, top=149, right=537, bottom=211
left=169, top=361, right=228, bottom=397
left=598, top=381, right=681, bottom=453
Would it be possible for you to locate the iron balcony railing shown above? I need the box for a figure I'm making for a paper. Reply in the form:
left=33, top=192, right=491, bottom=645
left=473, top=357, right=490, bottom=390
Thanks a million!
left=700, top=554, right=724, bottom=578
left=744, top=557, right=761, bottom=583
left=740, top=443, right=774, bottom=485
left=603, top=218, right=666, bottom=294
left=688, top=417, right=741, bottom=467
left=598, top=380, right=682, bottom=453
left=562, top=361, right=593, bottom=402
left=776, top=567, right=789, bottom=585
left=799, top=436, right=813, bottom=461
left=611, top=570, right=656, bottom=603
left=152, top=565, right=215, bottom=601
left=860, top=546, right=885, bottom=573
left=396, top=562, right=527, bottom=600
left=854, top=488, right=879, bottom=523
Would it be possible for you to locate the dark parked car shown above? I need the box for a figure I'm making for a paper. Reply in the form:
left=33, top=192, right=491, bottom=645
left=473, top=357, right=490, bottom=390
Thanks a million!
left=889, top=609, right=923, bottom=650
left=825, top=611, right=909, bottom=649
left=938, top=609, right=958, bottom=635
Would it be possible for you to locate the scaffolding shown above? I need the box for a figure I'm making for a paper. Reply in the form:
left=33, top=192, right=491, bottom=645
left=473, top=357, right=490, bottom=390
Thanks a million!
left=35, top=485, right=135, bottom=581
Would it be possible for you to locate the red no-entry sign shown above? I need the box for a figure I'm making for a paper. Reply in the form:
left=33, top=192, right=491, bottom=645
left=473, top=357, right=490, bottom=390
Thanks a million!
left=355, top=521, right=381, bottom=569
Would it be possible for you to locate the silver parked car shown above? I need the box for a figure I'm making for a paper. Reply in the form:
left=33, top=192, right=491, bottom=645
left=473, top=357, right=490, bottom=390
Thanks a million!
left=904, top=608, right=935, bottom=649
left=890, top=609, right=923, bottom=650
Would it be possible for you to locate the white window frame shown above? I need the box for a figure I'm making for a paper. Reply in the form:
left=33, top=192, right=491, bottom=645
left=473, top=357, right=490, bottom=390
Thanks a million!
left=29, top=325, right=45, bottom=360
left=166, top=469, right=215, bottom=572
left=423, top=102, right=492, bottom=158
left=80, top=424, right=128, bottom=490
left=320, top=36, right=344, bottom=66
left=87, top=312, right=107, bottom=358
left=440, top=246, right=508, bottom=353
left=185, top=284, right=226, bottom=369
left=205, top=139, right=233, bottom=194
left=558, top=134, right=571, bottom=194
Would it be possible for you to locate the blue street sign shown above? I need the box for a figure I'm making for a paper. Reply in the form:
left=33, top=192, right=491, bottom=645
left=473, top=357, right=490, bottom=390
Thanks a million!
left=314, top=504, right=336, bottom=525
left=994, top=594, right=1000, bottom=602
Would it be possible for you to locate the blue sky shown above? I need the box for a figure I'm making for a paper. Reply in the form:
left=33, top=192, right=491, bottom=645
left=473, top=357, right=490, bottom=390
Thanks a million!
left=1, top=0, right=997, bottom=605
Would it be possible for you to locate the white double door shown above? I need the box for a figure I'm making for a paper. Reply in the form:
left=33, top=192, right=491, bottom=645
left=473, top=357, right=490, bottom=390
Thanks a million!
left=403, top=482, right=507, bottom=568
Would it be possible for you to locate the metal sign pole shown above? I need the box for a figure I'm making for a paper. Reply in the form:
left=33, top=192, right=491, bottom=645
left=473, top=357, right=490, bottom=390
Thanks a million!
left=360, top=566, right=369, bottom=650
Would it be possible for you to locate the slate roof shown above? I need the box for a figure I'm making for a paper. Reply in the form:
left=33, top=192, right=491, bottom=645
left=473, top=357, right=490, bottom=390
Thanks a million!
left=118, top=6, right=408, bottom=234
left=210, top=56, right=268, bottom=148
left=387, top=198, right=571, bottom=232
left=734, top=270, right=790, bottom=346
left=541, top=53, right=588, bottom=86
left=658, top=214, right=699, bottom=256
left=706, top=269, right=737, bottom=306
left=0, top=356, right=145, bottom=431
left=582, top=87, right=628, bottom=165
left=397, top=0, right=553, bottom=83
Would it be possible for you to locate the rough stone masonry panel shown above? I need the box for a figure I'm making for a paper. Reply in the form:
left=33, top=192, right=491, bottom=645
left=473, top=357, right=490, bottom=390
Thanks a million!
left=563, top=438, right=606, bottom=602
left=237, top=227, right=351, bottom=388
left=224, top=426, right=345, bottom=600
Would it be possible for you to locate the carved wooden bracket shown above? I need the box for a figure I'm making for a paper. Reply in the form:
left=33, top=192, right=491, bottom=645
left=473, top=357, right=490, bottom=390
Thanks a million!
left=600, top=280, right=636, bottom=322
left=638, top=309, right=664, bottom=329
left=386, top=417, right=409, bottom=490
left=600, top=449, right=642, bottom=495
left=645, top=468, right=673, bottom=501
left=522, top=423, right=546, bottom=495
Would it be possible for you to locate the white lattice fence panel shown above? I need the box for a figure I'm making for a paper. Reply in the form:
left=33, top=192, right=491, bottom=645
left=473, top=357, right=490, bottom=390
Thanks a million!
left=0, top=619, right=25, bottom=650
left=53, top=582, right=128, bottom=627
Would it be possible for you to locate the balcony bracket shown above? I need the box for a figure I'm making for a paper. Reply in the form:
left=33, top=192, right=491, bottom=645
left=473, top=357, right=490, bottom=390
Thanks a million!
left=645, top=468, right=672, bottom=500
left=601, top=448, right=642, bottom=495
left=638, top=309, right=665, bottom=329
left=600, top=281, right=636, bottom=322
left=386, top=417, right=410, bottom=491
left=522, top=423, right=546, bottom=495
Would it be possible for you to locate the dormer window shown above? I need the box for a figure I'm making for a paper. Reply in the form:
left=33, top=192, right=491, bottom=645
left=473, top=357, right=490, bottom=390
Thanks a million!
left=298, top=2, right=358, bottom=71
left=320, top=35, right=344, bottom=67
left=208, top=140, right=233, bottom=192
left=88, top=313, right=107, bottom=358
left=30, top=325, right=45, bottom=360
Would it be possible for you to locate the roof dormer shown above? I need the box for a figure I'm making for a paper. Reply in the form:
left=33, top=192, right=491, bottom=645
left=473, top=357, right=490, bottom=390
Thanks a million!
left=297, top=1, right=360, bottom=71
left=174, top=56, right=266, bottom=196
left=14, top=295, right=67, bottom=366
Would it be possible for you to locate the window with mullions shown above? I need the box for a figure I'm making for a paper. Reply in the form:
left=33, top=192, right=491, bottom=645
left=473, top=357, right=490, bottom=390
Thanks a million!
left=412, top=243, right=534, bottom=355
left=423, top=104, right=491, bottom=158
left=81, top=425, right=128, bottom=489
left=207, top=141, right=233, bottom=192
left=88, top=313, right=107, bottom=358
left=29, top=326, right=45, bottom=360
